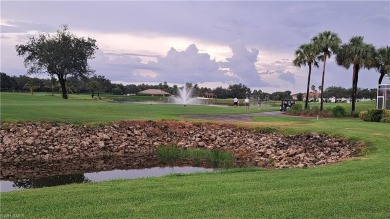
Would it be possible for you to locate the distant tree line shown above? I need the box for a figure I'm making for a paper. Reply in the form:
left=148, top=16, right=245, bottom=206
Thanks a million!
left=1, top=72, right=377, bottom=101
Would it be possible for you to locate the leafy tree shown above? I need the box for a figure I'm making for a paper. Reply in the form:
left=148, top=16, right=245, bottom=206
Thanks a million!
left=0, top=72, right=18, bottom=91
left=228, top=83, right=250, bottom=99
left=375, top=46, right=390, bottom=85
left=13, top=75, right=31, bottom=91
left=15, top=25, right=98, bottom=99
left=270, top=91, right=291, bottom=100
left=336, top=36, right=377, bottom=114
left=323, top=86, right=349, bottom=99
left=125, top=84, right=141, bottom=94
left=50, top=76, right=58, bottom=95
left=297, top=93, right=304, bottom=101
left=369, top=88, right=377, bottom=100
left=24, top=78, right=40, bottom=95
left=212, top=86, right=229, bottom=99
left=312, top=31, right=341, bottom=111
left=293, top=43, right=319, bottom=109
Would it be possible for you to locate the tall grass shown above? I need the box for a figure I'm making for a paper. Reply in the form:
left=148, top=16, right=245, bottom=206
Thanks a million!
left=157, top=145, right=234, bottom=168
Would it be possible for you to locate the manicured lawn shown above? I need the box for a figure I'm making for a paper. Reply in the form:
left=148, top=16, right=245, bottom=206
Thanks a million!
left=1, top=92, right=389, bottom=218
left=0, top=92, right=277, bottom=124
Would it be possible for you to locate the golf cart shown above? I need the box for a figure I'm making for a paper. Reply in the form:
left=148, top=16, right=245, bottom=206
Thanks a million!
left=280, top=99, right=295, bottom=111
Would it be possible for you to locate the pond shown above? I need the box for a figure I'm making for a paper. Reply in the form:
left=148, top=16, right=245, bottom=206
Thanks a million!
left=0, top=146, right=231, bottom=192
left=0, top=166, right=216, bottom=192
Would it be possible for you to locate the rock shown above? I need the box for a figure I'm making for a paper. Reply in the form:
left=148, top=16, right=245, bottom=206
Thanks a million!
left=2, top=136, right=12, bottom=145
left=0, top=121, right=361, bottom=170
left=25, top=137, right=35, bottom=145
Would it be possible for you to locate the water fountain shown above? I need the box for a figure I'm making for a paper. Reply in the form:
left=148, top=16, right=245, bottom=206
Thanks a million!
left=171, top=86, right=200, bottom=106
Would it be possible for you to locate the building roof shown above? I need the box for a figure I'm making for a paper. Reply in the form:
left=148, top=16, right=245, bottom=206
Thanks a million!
left=138, top=89, right=171, bottom=96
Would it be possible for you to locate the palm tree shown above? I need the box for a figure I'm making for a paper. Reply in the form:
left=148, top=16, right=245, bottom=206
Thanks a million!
left=312, top=31, right=341, bottom=111
left=24, top=79, right=39, bottom=95
left=376, top=46, right=390, bottom=85
left=293, top=43, right=319, bottom=109
left=336, top=36, right=377, bottom=114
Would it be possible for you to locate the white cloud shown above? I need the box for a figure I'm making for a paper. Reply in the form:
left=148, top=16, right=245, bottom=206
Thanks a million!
left=1, top=1, right=389, bottom=94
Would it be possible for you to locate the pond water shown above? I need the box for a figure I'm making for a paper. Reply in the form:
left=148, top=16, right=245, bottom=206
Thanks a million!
left=0, top=166, right=216, bottom=192
left=0, top=154, right=221, bottom=192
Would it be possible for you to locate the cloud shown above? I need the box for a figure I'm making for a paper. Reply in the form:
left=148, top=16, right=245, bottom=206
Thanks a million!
left=221, top=41, right=269, bottom=87
left=0, top=20, right=55, bottom=33
left=148, top=44, right=226, bottom=84
left=278, top=71, right=296, bottom=83
left=1, top=1, right=389, bottom=94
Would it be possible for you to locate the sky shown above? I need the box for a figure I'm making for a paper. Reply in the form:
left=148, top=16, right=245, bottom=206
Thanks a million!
left=1, top=1, right=389, bottom=93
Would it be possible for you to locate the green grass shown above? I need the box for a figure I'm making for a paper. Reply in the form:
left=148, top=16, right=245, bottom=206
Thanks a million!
left=297, top=100, right=376, bottom=113
left=1, top=93, right=389, bottom=218
left=157, top=146, right=234, bottom=168
left=0, top=92, right=275, bottom=124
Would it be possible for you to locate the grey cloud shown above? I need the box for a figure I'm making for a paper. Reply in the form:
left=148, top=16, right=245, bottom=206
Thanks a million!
left=2, top=1, right=389, bottom=91
left=278, top=71, right=296, bottom=84
left=0, top=21, right=55, bottom=33
left=102, top=52, right=160, bottom=59
left=222, top=41, right=269, bottom=86
left=147, top=44, right=227, bottom=84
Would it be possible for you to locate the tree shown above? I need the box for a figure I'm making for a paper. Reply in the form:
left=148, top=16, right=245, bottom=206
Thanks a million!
left=297, top=93, right=304, bottom=101
left=311, top=85, right=317, bottom=102
left=228, top=83, right=250, bottom=99
left=312, top=31, right=341, bottom=111
left=0, top=72, right=18, bottom=91
left=336, top=36, right=377, bottom=114
left=24, top=78, right=40, bottom=95
left=213, top=86, right=229, bottom=99
left=50, top=76, right=58, bottom=96
left=270, top=91, right=291, bottom=100
left=293, top=43, right=319, bottom=109
left=16, top=25, right=98, bottom=99
left=323, top=86, right=348, bottom=99
left=376, top=46, right=390, bottom=85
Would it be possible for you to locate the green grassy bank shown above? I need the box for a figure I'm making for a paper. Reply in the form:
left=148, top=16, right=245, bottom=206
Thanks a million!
left=0, top=92, right=278, bottom=124
left=0, top=92, right=389, bottom=218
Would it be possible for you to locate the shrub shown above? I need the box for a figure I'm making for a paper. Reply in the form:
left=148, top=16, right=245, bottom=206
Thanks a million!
left=359, top=111, right=368, bottom=120
left=291, top=103, right=303, bottom=111
left=332, top=105, right=347, bottom=117
left=380, top=109, right=390, bottom=123
left=351, top=111, right=360, bottom=118
left=310, top=105, right=319, bottom=112
left=364, top=109, right=383, bottom=122
left=287, top=103, right=303, bottom=114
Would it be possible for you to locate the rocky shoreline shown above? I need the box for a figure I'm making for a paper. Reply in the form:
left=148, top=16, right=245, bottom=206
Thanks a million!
left=1, top=121, right=363, bottom=173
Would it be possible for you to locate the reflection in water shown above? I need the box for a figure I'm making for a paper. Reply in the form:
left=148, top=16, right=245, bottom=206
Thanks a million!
left=0, top=155, right=216, bottom=192
left=13, top=174, right=91, bottom=189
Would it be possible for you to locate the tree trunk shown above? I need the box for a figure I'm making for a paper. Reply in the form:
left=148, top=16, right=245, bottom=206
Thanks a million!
left=351, top=64, right=360, bottom=114
left=305, top=64, right=312, bottom=110
left=58, top=75, right=68, bottom=99
left=378, top=73, right=385, bottom=85
left=320, top=55, right=327, bottom=111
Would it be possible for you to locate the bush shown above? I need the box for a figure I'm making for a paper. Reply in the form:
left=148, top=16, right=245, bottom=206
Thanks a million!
left=291, top=103, right=303, bottom=111
left=332, top=105, right=346, bottom=117
left=310, top=105, right=319, bottom=112
left=359, top=111, right=368, bottom=120
left=364, top=109, right=383, bottom=122
left=380, top=109, right=390, bottom=123
left=351, top=111, right=360, bottom=118
left=287, top=103, right=303, bottom=114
